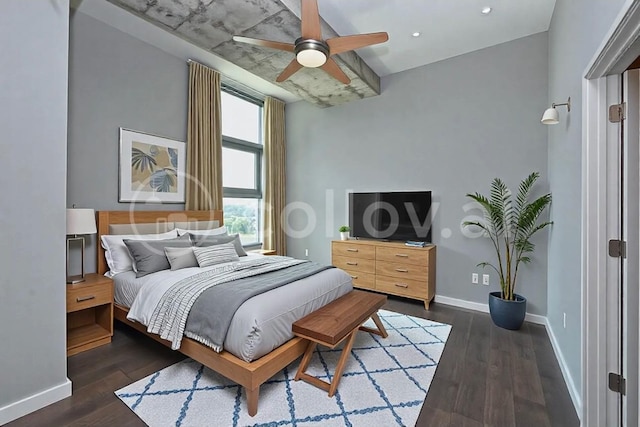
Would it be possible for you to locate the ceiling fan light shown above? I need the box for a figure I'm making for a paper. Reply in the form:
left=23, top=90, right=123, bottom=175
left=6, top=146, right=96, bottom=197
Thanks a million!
left=296, top=49, right=327, bottom=68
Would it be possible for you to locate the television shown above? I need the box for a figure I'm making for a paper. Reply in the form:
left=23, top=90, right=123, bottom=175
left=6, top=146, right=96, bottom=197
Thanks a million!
left=349, top=191, right=432, bottom=242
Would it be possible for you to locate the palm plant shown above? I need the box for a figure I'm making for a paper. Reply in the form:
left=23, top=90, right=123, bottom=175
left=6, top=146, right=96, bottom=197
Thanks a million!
left=463, top=172, right=552, bottom=301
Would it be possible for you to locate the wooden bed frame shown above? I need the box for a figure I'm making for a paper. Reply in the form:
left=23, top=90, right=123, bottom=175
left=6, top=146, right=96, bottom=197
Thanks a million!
left=96, top=210, right=307, bottom=416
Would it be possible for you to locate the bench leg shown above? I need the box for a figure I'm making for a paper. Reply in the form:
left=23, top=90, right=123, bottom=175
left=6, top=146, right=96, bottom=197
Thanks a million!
left=329, top=330, right=358, bottom=397
left=358, top=312, right=388, bottom=339
left=246, top=386, right=259, bottom=417
left=295, top=341, right=317, bottom=381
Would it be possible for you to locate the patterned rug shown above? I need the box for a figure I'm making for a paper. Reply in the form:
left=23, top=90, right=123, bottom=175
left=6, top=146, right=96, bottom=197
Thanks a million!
left=115, top=310, right=451, bottom=427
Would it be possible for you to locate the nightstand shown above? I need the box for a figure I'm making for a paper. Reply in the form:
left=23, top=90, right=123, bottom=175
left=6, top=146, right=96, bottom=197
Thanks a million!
left=249, top=249, right=277, bottom=256
left=66, top=273, right=114, bottom=356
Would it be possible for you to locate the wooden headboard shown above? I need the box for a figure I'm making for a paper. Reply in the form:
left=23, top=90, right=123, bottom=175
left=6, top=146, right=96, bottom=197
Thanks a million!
left=96, top=210, right=224, bottom=275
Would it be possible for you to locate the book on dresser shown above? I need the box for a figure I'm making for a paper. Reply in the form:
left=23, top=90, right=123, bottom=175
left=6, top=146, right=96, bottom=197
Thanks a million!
left=331, top=239, right=436, bottom=310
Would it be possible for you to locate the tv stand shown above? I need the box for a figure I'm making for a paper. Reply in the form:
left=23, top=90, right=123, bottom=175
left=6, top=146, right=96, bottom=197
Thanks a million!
left=331, top=240, right=436, bottom=310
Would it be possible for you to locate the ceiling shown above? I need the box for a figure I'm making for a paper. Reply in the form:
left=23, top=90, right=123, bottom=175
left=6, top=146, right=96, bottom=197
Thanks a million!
left=89, top=0, right=556, bottom=107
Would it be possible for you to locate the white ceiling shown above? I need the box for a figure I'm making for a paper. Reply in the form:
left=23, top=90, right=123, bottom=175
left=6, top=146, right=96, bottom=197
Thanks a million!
left=316, top=0, right=557, bottom=76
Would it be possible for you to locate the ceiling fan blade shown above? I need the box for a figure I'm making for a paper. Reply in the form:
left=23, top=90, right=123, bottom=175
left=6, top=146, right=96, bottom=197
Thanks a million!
left=301, top=0, right=322, bottom=40
left=276, top=59, right=304, bottom=82
left=321, top=58, right=350, bottom=84
left=232, top=36, right=295, bottom=53
left=327, top=32, right=389, bottom=55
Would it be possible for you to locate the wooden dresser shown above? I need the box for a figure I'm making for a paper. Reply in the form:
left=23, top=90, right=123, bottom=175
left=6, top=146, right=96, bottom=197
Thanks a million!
left=331, top=239, right=436, bottom=310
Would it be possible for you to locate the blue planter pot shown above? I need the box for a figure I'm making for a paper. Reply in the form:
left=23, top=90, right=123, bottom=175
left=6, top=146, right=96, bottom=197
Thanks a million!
left=488, top=291, right=527, bottom=330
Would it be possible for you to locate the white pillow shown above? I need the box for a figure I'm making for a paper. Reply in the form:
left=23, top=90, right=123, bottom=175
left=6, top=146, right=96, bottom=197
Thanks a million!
left=101, top=230, right=177, bottom=277
left=176, top=225, right=227, bottom=237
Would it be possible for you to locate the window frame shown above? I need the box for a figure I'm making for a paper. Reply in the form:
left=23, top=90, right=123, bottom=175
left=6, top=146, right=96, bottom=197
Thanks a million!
left=221, top=136, right=263, bottom=199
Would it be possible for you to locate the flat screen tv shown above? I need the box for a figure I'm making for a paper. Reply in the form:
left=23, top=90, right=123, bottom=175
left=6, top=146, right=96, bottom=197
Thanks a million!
left=349, top=191, right=432, bottom=242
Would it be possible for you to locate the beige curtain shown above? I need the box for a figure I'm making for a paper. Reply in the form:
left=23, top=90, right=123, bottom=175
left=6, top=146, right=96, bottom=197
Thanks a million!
left=263, top=97, right=287, bottom=255
left=185, top=61, right=223, bottom=210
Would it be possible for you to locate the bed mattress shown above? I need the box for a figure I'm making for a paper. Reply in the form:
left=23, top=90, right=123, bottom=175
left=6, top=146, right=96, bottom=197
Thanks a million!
left=111, top=258, right=352, bottom=362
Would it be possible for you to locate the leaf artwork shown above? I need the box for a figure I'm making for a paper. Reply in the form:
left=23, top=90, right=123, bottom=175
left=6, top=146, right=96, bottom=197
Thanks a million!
left=131, top=141, right=178, bottom=194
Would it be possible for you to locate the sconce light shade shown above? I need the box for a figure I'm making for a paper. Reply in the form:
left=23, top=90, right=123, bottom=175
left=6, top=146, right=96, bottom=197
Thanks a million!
left=541, top=107, right=560, bottom=125
left=66, top=208, right=96, bottom=235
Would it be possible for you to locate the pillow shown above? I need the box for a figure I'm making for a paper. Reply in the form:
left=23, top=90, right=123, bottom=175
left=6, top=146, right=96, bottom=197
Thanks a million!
left=193, top=243, right=239, bottom=267
left=190, top=233, right=248, bottom=257
left=101, top=230, right=177, bottom=277
left=176, top=225, right=227, bottom=237
left=123, top=234, right=191, bottom=278
left=164, top=246, right=199, bottom=270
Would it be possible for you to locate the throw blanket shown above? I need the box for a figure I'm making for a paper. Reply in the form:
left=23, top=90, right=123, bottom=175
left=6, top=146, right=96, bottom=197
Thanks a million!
left=146, top=256, right=322, bottom=349
left=184, top=261, right=335, bottom=352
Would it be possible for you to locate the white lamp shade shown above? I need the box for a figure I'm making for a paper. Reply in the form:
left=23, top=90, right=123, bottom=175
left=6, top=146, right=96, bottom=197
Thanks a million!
left=66, top=208, right=97, bottom=235
left=541, top=107, right=559, bottom=125
left=296, top=49, right=327, bottom=68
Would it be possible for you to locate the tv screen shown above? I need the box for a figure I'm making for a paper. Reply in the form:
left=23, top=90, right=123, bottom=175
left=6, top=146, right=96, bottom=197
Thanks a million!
left=349, top=191, right=432, bottom=242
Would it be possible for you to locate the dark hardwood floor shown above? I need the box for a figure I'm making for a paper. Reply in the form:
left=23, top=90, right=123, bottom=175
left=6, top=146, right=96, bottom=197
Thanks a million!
left=8, top=297, right=579, bottom=427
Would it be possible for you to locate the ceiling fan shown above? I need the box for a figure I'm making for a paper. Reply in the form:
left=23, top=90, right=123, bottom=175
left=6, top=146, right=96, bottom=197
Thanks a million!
left=232, top=0, right=389, bottom=85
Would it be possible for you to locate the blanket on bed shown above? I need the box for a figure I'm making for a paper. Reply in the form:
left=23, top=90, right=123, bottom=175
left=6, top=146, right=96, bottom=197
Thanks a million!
left=145, top=256, right=332, bottom=350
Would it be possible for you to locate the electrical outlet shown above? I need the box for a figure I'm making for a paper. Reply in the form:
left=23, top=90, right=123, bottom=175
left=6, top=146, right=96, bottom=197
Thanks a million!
left=304, top=249, right=309, bottom=257
left=482, top=274, right=490, bottom=286
left=472, top=273, right=479, bottom=284
left=563, top=312, right=566, bottom=328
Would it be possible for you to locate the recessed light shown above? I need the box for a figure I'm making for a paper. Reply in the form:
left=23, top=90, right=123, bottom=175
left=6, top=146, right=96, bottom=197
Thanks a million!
left=412, top=32, right=421, bottom=37
left=481, top=7, right=492, bottom=15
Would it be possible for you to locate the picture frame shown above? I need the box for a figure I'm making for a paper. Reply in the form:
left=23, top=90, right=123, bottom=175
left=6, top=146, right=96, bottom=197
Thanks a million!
left=119, top=128, right=186, bottom=203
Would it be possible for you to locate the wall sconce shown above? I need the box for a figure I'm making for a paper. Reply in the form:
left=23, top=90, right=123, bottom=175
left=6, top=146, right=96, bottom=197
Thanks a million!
left=541, top=97, right=571, bottom=125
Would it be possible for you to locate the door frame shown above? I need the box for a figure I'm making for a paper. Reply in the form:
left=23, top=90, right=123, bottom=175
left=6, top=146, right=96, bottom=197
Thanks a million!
left=582, top=1, right=640, bottom=425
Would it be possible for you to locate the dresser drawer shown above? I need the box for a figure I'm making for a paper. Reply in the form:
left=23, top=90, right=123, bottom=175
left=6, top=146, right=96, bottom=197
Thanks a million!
left=67, top=284, right=112, bottom=312
left=376, top=260, right=428, bottom=281
left=333, top=255, right=375, bottom=273
left=376, top=276, right=427, bottom=299
left=342, top=269, right=376, bottom=290
left=332, top=242, right=375, bottom=259
left=376, top=246, right=429, bottom=266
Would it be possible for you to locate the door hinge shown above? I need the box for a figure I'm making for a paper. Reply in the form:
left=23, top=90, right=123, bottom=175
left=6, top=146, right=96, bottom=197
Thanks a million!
left=608, top=239, right=627, bottom=258
left=609, top=102, right=626, bottom=123
left=609, top=372, right=626, bottom=395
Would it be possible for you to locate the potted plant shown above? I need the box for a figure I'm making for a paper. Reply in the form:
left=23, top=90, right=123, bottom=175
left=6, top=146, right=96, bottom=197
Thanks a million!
left=463, top=172, right=552, bottom=330
left=339, top=225, right=350, bottom=241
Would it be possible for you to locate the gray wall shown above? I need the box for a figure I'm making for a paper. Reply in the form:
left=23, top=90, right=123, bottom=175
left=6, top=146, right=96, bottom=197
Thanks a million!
left=68, top=11, right=188, bottom=273
left=286, top=33, right=550, bottom=314
left=546, top=0, right=627, bottom=400
left=0, top=0, right=70, bottom=419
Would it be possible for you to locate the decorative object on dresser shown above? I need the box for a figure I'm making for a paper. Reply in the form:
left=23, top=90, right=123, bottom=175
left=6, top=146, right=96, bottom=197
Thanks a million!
left=66, top=208, right=97, bottom=284
left=338, top=225, right=350, bottom=241
left=463, top=172, right=552, bottom=330
left=118, top=128, right=186, bottom=203
left=66, top=273, right=114, bottom=356
left=332, top=239, right=436, bottom=309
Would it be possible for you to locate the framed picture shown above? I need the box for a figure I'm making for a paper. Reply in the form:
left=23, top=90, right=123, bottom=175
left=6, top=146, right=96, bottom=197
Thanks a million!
left=119, top=128, right=186, bottom=203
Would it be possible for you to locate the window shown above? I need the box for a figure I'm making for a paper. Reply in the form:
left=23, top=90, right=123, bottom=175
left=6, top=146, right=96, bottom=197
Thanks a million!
left=221, top=88, right=263, bottom=246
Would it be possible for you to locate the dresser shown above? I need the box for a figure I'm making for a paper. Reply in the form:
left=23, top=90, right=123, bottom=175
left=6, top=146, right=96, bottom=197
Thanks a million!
left=331, top=240, right=436, bottom=310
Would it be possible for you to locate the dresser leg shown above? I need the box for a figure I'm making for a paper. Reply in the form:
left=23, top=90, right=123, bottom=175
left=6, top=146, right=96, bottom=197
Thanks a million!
left=424, top=299, right=430, bottom=310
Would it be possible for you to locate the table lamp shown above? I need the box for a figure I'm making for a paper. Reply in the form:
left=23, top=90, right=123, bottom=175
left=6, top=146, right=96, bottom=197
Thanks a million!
left=66, top=208, right=97, bottom=284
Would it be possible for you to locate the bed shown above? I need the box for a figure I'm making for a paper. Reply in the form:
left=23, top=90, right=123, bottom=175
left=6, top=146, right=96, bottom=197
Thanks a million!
left=97, top=210, right=352, bottom=416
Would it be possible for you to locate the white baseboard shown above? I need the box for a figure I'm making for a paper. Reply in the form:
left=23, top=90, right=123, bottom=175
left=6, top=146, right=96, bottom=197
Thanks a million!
left=545, top=319, right=583, bottom=419
left=434, top=294, right=547, bottom=325
left=434, top=294, right=581, bottom=419
left=0, top=378, right=72, bottom=425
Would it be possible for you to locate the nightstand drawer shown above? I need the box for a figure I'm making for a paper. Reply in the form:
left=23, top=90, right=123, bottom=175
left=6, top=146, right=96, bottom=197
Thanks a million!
left=67, top=284, right=112, bottom=312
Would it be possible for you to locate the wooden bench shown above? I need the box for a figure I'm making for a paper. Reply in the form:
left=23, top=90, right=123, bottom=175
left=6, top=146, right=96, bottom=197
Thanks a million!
left=292, top=290, right=388, bottom=396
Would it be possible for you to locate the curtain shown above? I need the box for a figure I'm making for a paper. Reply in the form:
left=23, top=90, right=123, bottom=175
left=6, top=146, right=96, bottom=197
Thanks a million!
left=185, top=61, right=223, bottom=210
left=263, top=97, right=287, bottom=255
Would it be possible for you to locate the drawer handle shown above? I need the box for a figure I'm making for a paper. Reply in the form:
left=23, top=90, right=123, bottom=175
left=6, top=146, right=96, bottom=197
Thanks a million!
left=395, top=254, right=409, bottom=258
left=394, top=283, right=409, bottom=288
left=395, top=268, right=408, bottom=273
left=346, top=262, right=358, bottom=266
left=76, top=295, right=96, bottom=302
left=351, top=275, right=358, bottom=279
left=346, top=248, right=359, bottom=252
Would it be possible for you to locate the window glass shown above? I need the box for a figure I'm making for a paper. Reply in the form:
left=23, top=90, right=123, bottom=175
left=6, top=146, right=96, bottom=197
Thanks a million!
left=221, top=92, right=261, bottom=144
left=222, top=147, right=256, bottom=190
left=223, top=198, right=260, bottom=245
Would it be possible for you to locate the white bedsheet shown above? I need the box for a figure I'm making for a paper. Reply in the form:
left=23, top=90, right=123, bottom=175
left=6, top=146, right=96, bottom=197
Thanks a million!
left=111, top=257, right=353, bottom=361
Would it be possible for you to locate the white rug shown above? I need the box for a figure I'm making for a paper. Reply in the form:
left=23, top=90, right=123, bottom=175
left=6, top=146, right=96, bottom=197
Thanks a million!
left=115, top=310, right=451, bottom=427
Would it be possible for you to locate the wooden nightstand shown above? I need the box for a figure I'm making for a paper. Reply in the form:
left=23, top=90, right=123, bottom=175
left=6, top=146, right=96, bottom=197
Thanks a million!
left=66, top=273, right=114, bottom=356
left=249, top=249, right=277, bottom=256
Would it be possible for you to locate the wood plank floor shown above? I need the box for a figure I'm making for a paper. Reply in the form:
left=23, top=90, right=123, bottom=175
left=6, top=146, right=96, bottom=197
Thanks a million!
left=7, top=297, right=579, bottom=427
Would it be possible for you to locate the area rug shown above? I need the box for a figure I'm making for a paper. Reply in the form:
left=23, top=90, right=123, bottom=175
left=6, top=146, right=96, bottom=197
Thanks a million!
left=115, top=309, right=451, bottom=427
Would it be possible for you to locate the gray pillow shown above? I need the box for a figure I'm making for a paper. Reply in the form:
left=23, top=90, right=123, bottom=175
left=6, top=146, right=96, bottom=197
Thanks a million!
left=123, top=234, right=191, bottom=277
left=193, top=243, right=240, bottom=267
left=164, top=246, right=198, bottom=270
left=190, top=233, right=248, bottom=257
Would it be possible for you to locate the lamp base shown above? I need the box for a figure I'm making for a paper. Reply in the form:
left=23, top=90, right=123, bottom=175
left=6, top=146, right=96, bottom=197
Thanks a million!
left=67, top=275, right=86, bottom=284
